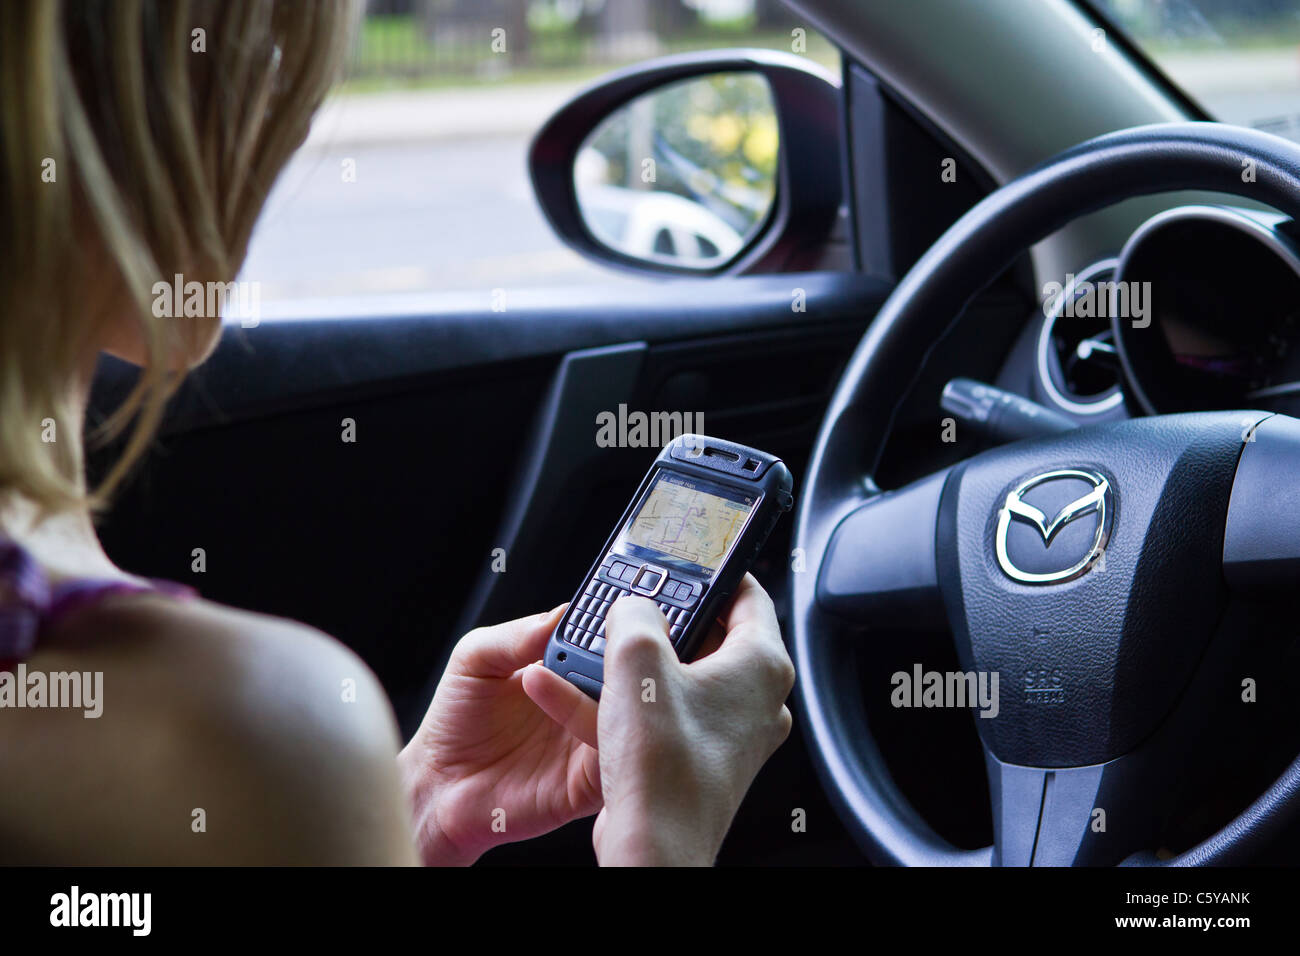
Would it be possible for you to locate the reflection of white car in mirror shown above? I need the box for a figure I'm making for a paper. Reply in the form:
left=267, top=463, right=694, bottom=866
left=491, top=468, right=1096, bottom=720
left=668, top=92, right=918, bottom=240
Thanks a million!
left=575, top=148, right=744, bottom=264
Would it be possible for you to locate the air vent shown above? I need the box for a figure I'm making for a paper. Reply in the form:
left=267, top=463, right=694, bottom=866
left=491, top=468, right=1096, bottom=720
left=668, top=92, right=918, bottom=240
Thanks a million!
left=1036, top=261, right=1125, bottom=416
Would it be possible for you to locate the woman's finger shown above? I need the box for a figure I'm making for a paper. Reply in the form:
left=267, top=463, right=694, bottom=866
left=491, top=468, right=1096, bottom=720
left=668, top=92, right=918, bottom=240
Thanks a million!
left=453, top=604, right=567, bottom=678
left=719, top=574, right=780, bottom=640
left=522, top=662, right=599, bottom=749
left=695, top=575, right=792, bottom=683
left=602, top=595, right=678, bottom=696
left=689, top=618, right=727, bottom=661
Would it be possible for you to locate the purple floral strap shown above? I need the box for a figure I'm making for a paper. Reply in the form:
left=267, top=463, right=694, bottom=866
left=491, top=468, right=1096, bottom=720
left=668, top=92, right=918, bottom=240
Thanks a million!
left=0, top=538, right=196, bottom=669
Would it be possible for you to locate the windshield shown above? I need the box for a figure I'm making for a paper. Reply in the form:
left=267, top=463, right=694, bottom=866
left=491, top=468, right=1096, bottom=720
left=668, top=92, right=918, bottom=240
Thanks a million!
left=1093, top=0, right=1300, bottom=141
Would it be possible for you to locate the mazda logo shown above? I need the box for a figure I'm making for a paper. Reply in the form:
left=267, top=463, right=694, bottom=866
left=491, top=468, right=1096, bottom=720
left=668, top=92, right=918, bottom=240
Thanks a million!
left=995, top=469, right=1111, bottom=584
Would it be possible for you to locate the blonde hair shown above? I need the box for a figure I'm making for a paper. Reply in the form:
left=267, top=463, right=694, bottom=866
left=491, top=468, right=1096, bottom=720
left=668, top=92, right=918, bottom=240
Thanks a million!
left=0, top=0, right=355, bottom=514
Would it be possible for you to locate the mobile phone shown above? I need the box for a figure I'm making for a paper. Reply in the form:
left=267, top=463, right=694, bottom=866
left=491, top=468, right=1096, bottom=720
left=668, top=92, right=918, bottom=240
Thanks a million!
left=544, top=434, right=794, bottom=699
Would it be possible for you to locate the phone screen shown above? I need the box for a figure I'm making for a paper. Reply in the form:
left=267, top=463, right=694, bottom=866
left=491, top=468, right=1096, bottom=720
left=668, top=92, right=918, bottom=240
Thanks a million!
left=613, top=470, right=757, bottom=578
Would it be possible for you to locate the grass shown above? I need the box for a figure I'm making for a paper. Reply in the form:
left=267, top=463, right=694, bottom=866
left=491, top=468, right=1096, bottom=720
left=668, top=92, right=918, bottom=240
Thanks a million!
left=1100, top=12, right=1300, bottom=55
left=338, top=15, right=840, bottom=96
left=1140, top=34, right=1300, bottom=55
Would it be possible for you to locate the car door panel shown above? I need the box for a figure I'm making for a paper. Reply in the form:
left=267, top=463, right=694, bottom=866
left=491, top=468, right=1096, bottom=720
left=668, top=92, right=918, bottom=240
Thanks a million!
left=92, top=273, right=887, bottom=718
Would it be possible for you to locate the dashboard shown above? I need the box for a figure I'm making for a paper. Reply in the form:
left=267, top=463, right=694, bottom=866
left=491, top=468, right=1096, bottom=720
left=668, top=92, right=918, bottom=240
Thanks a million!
left=1000, top=204, right=1300, bottom=423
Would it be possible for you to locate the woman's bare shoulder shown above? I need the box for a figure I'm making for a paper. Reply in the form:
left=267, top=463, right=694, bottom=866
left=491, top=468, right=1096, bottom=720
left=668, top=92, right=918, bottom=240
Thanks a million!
left=0, top=594, right=417, bottom=864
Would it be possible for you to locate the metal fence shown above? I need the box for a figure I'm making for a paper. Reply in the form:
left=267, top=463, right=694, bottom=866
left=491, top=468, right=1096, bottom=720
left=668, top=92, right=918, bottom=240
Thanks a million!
left=347, top=0, right=821, bottom=83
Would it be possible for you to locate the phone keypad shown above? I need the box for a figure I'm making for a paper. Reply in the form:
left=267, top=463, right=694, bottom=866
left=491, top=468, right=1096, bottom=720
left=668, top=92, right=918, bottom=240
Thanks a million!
left=659, top=602, right=693, bottom=645
left=564, top=579, right=624, bottom=655
left=563, top=577, right=697, bottom=655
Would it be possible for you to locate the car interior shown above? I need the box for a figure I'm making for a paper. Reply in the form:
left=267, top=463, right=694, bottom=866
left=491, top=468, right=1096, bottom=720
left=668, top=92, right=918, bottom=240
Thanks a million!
left=83, top=0, right=1300, bottom=866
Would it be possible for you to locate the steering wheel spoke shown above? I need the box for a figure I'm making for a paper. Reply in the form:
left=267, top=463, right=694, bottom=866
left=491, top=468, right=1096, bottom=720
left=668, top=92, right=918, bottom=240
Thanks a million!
left=1224, top=413, right=1300, bottom=599
left=985, top=748, right=1167, bottom=866
left=814, top=468, right=950, bottom=628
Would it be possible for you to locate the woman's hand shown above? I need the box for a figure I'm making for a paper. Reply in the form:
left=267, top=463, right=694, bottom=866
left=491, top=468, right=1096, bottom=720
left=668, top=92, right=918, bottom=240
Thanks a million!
left=397, top=605, right=601, bottom=865
left=523, top=574, right=795, bottom=866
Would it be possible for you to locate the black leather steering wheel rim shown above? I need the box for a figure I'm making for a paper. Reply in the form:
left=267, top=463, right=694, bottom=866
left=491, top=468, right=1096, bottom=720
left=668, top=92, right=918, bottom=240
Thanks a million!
left=792, top=121, right=1300, bottom=866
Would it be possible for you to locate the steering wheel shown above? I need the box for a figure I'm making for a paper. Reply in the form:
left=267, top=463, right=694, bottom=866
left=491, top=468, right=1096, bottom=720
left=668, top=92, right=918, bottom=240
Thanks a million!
left=793, top=122, right=1300, bottom=866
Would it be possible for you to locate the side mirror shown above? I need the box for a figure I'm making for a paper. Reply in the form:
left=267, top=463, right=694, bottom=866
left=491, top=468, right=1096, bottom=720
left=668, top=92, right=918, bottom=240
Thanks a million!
left=529, top=49, right=842, bottom=277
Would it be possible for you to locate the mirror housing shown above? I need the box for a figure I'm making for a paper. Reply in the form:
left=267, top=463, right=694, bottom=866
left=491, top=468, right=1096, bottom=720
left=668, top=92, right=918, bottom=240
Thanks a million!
left=529, top=48, right=842, bottom=278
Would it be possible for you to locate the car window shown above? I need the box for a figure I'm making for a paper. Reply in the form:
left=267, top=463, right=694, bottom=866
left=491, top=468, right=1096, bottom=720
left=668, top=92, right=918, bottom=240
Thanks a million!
left=239, top=1, right=838, bottom=306
left=1092, top=0, right=1300, bottom=141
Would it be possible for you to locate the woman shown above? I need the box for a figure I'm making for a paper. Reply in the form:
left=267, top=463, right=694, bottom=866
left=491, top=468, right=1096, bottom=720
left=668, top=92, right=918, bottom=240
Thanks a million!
left=0, top=1, right=794, bottom=865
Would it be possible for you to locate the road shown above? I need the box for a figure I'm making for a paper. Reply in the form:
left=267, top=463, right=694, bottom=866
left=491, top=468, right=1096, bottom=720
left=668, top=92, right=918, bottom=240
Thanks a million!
left=239, top=81, right=649, bottom=303
left=240, top=134, right=646, bottom=302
